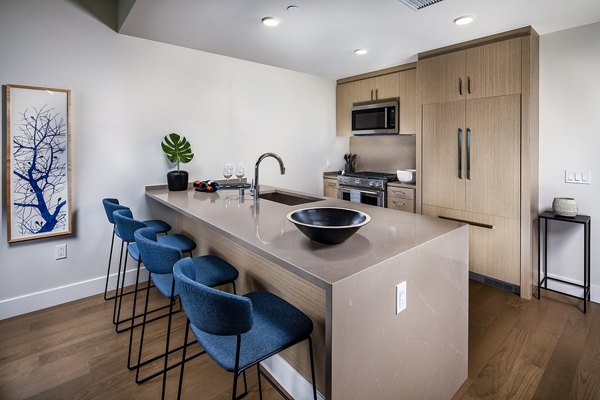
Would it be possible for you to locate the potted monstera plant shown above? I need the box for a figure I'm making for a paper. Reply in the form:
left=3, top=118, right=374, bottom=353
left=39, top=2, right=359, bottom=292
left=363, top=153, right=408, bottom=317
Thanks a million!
left=161, top=133, right=194, bottom=191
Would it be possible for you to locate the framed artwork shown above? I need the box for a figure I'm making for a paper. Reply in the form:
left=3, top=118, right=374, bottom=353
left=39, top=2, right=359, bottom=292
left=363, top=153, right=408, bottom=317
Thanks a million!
left=5, top=84, right=72, bottom=243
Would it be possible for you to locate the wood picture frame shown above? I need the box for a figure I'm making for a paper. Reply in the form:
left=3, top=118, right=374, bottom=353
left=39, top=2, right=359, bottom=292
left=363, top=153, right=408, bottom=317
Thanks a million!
left=5, top=84, right=72, bottom=243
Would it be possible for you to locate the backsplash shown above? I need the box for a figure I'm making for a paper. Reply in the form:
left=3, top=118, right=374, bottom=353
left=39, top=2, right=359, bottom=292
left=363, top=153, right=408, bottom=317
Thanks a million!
left=349, top=135, right=416, bottom=173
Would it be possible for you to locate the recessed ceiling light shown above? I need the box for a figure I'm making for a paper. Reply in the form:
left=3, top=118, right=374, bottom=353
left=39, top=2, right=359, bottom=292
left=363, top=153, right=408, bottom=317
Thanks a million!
left=354, top=48, right=368, bottom=55
left=287, top=5, right=299, bottom=11
left=453, top=15, right=474, bottom=25
left=261, top=17, right=280, bottom=27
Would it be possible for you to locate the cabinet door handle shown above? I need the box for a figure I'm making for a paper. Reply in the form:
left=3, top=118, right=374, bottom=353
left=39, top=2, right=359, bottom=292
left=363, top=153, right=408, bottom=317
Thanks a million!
left=375, top=88, right=379, bottom=100
left=459, top=78, right=463, bottom=96
left=438, top=216, right=494, bottom=229
left=467, top=76, right=471, bottom=94
left=466, top=128, right=471, bottom=180
left=393, top=201, right=406, bottom=206
left=327, top=183, right=336, bottom=188
left=458, top=128, right=463, bottom=179
left=371, top=89, right=374, bottom=101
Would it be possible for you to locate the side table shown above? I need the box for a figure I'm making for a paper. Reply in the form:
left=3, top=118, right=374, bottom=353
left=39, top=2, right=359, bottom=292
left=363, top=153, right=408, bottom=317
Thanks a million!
left=538, top=211, right=591, bottom=313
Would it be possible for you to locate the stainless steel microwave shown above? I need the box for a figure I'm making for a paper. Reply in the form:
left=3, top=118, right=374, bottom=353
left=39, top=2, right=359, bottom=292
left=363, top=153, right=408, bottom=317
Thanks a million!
left=351, top=100, right=399, bottom=135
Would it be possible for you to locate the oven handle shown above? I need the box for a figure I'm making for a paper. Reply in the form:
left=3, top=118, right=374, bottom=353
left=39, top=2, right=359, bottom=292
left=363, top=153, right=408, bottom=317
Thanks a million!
left=338, top=187, right=381, bottom=196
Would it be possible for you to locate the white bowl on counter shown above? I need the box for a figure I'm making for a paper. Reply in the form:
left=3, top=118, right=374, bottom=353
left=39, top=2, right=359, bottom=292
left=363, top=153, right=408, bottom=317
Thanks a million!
left=396, top=169, right=416, bottom=184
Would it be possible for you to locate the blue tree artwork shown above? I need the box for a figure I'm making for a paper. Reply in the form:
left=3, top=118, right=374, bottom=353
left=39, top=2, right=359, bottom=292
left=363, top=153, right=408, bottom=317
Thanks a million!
left=7, top=85, right=72, bottom=243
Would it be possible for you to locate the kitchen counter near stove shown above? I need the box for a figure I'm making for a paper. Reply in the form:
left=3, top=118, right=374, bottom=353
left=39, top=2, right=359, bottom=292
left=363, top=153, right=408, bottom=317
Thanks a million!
left=145, top=184, right=468, bottom=400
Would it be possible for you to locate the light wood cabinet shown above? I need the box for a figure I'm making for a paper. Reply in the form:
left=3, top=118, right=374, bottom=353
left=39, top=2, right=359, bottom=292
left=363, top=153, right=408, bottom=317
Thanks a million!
left=387, top=184, right=415, bottom=213
left=354, top=73, right=400, bottom=103
left=420, top=37, right=521, bottom=105
left=422, top=95, right=521, bottom=217
left=465, top=95, right=520, bottom=218
left=336, top=83, right=353, bottom=137
left=422, top=205, right=520, bottom=285
left=422, top=101, right=466, bottom=211
left=323, top=177, right=339, bottom=199
left=335, top=66, right=416, bottom=136
left=398, top=69, right=417, bottom=134
left=418, top=28, right=539, bottom=298
left=466, top=38, right=521, bottom=99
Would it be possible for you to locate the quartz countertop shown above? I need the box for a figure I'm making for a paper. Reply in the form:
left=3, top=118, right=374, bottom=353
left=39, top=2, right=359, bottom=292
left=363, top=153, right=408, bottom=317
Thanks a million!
left=145, top=185, right=463, bottom=289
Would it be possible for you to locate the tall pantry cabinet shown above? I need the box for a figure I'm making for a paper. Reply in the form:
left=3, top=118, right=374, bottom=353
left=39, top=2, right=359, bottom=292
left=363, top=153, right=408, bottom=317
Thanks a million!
left=417, top=28, right=539, bottom=299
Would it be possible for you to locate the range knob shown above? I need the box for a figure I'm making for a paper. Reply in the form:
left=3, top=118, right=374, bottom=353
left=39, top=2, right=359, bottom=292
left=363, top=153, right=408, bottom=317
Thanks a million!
left=354, top=179, right=361, bottom=185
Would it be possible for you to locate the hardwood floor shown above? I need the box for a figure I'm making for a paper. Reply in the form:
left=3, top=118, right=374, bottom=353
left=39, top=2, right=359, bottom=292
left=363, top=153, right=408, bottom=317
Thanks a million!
left=1, top=281, right=599, bottom=399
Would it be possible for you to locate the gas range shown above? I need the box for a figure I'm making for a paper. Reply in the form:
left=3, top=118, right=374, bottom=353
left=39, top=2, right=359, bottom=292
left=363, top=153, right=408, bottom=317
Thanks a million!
left=337, top=171, right=398, bottom=207
left=337, top=171, right=398, bottom=190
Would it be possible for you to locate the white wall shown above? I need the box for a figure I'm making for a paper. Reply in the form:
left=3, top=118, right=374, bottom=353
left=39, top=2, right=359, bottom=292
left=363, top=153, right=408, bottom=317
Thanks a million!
left=539, top=21, right=600, bottom=301
left=0, top=0, right=347, bottom=318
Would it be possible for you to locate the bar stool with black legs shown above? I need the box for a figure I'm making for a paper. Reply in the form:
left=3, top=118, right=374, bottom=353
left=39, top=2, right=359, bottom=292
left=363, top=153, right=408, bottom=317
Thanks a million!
left=173, top=257, right=318, bottom=400
left=101, top=198, right=171, bottom=301
left=112, top=209, right=195, bottom=333
left=133, top=227, right=239, bottom=398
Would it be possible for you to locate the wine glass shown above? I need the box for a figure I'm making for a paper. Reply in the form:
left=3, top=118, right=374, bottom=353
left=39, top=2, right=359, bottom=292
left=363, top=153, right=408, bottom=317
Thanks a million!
left=223, top=163, right=234, bottom=183
left=235, top=163, right=245, bottom=180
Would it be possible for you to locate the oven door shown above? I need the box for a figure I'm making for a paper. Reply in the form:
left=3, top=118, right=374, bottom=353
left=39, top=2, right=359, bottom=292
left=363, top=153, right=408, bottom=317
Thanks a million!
left=338, top=187, right=385, bottom=207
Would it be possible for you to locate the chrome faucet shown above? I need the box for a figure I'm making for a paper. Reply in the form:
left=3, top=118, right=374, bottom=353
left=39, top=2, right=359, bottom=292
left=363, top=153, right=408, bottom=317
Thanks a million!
left=253, top=152, right=286, bottom=201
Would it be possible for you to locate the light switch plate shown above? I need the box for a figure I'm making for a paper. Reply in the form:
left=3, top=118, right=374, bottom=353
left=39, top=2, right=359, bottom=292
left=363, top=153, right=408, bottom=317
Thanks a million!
left=565, top=169, right=591, bottom=185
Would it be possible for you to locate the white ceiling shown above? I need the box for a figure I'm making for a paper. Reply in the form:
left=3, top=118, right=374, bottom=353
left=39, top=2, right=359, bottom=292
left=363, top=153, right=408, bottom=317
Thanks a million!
left=119, top=0, right=600, bottom=80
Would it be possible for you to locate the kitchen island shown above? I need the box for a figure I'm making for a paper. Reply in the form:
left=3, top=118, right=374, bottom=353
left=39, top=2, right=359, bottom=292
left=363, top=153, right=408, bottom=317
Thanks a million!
left=146, top=184, right=469, bottom=399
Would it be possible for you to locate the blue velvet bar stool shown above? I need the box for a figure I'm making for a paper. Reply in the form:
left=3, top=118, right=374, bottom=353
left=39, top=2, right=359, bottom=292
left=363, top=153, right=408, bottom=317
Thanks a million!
left=173, top=257, right=318, bottom=400
left=133, top=227, right=239, bottom=398
left=101, top=198, right=171, bottom=301
left=112, top=209, right=195, bottom=333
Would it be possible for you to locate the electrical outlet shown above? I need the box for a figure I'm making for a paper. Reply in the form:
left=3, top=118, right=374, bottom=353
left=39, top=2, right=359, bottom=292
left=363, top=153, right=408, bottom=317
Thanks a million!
left=396, top=281, right=407, bottom=314
left=55, top=244, right=67, bottom=260
left=326, top=159, right=332, bottom=168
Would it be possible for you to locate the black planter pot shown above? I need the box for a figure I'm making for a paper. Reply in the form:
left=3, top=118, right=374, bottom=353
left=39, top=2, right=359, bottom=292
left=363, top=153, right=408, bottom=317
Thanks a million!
left=167, top=170, right=189, bottom=191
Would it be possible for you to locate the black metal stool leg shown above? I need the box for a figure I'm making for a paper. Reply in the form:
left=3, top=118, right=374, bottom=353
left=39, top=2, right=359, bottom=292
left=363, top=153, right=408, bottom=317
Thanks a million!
left=103, top=227, right=116, bottom=300
left=136, top=274, right=153, bottom=384
left=114, top=251, right=130, bottom=332
left=308, top=337, right=317, bottom=400
left=161, top=278, right=177, bottom=400
left=112, top=241, right=125, bottom=324
left=127, top=259, right=143, bottom=369
left=177, top=319, right=191, bottom=400
left=257, top=364, right=263, bottom=400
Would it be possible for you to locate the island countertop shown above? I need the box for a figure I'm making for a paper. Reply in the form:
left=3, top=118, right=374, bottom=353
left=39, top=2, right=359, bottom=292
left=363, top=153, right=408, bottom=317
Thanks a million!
left=145, top=184, right=464, bottom=289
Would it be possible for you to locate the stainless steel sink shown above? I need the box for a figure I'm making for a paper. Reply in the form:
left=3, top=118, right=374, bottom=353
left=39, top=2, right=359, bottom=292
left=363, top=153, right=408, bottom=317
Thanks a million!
left=259, top=190, right=322, bottom=206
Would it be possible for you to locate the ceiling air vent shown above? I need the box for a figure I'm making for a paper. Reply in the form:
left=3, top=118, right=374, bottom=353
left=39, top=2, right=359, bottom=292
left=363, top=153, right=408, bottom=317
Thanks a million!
left=398, top=0, right=444, bottom=11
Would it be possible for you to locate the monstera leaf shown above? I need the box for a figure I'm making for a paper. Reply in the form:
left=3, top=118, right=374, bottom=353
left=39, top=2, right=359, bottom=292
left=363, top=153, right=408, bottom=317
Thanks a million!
left=161, top=133, right=194, bottom=171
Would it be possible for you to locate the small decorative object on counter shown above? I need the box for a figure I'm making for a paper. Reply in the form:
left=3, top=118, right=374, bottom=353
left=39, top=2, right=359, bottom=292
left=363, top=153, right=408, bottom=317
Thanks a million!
left=161, top=133, right=194, bottom=191
left=397, top=169, right=416, bottom=184
left=343, top=153, right=357, bottom=174
left=193, top=180, right=220, bottom=193
left=287, top=207, right=370, bottom=245
left=552, top=197, right=578, bottom=217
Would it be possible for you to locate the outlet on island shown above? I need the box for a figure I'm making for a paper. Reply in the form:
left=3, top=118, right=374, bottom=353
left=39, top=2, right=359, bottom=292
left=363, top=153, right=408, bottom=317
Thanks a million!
left=396, top=281, right=407, bottom=314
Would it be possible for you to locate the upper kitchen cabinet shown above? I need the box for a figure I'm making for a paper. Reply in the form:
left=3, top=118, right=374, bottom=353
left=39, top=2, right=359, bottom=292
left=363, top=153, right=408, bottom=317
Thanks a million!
left=336, top=65, right=416, bottom=136
left=336, top=81, right=353, bottom=137
left=419, top=50, right=466, bottom=104
left=419, top=37, right=521, bottom=105
left=354, top=73, right=399, bottom=103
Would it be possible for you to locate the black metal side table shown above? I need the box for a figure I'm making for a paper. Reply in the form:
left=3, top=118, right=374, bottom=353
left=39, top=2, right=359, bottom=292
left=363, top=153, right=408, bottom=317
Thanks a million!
left=538, top=211, right=591, bottom=312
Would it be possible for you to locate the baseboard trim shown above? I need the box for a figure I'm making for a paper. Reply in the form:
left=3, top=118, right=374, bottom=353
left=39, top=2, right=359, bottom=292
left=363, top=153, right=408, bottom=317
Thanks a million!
left=543, top=272, right=600, bottom=304
left=0, top=267, right=149, bottom=320
left=261, top=354, right=324, bottom=400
